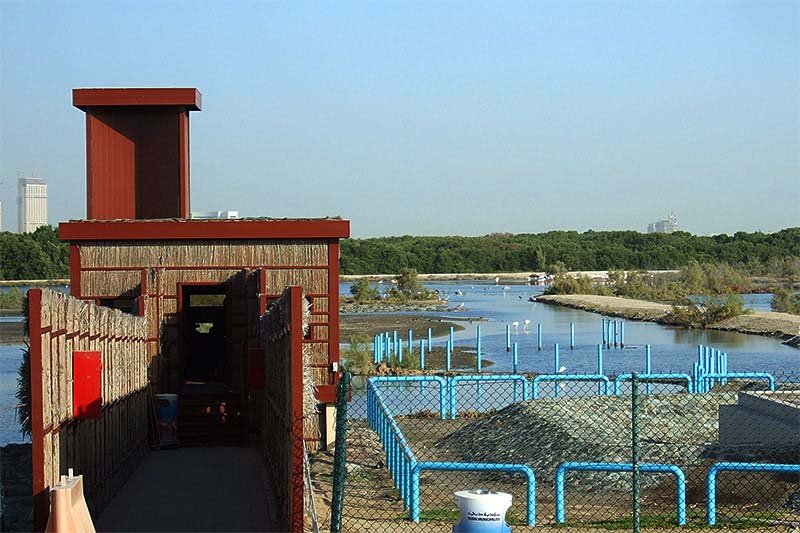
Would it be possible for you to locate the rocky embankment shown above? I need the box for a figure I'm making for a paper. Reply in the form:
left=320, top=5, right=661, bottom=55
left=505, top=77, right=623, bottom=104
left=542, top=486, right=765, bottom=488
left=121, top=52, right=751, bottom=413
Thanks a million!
left=436, top=393, right=737, bottom=492
left=536, top=294, right=800, bottom=339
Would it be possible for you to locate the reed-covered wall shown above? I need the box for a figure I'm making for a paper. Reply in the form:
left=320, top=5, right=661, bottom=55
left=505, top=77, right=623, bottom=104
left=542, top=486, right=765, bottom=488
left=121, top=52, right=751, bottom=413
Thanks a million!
left=70, top=238, right=337, bottom=395
left=256, top=286, right=311, bottom=532
left=28, top=288, right=149, bottom=529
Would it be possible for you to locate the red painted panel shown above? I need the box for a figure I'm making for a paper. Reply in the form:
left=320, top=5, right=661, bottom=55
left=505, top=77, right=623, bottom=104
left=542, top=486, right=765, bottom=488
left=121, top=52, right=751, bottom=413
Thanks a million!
left=86, top=111, right=136, bottom=220
left=248, top=349, right=265, bottom=388
left=73, top=351, right=102, bottom=419
left=28, top=289, right=48, bottom=532
left=85, top=109, right=186, bottom=220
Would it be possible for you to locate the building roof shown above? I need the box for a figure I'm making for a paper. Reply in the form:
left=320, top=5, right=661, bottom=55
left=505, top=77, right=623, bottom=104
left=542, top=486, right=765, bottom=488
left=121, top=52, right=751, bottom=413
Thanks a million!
left=59, top=217, right=350, bottom=241
left=73, top=88, right=202, bottom=111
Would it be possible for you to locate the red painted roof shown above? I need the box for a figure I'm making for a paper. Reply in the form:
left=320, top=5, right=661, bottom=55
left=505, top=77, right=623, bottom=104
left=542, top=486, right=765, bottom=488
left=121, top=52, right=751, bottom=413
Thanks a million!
left=73, top=88, right=202, bottom=111
left=59, top=218, right=350, bottom=241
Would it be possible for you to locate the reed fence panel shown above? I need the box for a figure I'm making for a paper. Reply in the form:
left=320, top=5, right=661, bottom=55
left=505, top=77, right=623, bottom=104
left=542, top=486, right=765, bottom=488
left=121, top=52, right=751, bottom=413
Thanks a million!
left=28, top=288, right=149, bottom=530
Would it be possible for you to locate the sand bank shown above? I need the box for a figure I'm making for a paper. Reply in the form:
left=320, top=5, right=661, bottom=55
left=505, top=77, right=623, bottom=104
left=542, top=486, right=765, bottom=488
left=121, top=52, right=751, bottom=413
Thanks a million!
left=536, top=294, right=800, bottom=339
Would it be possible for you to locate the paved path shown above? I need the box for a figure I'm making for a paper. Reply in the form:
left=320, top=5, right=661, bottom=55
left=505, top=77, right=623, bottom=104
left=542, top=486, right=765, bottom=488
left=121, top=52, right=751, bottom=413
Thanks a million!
left=96, top=447, right=281, bottom=532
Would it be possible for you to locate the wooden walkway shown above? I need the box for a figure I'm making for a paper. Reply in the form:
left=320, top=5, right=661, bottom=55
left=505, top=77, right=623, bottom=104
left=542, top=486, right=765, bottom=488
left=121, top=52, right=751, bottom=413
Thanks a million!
left=96, top=447, right=280, bottom=532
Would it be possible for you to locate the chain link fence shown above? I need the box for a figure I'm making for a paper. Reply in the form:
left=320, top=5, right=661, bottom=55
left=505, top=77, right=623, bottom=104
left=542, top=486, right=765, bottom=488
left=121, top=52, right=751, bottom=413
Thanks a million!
left=325, top=368, right=799, bottom=532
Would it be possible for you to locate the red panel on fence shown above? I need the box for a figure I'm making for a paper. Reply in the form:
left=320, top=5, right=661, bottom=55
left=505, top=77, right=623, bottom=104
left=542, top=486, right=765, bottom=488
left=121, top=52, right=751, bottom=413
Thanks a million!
left=73, top=351, right=102, bottom=419
left=248, top=349, right=265, bottom=388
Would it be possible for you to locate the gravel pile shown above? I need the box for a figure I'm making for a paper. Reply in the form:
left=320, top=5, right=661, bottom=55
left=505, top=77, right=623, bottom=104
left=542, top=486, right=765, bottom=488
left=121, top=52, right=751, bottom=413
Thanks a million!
left=436, top=393, right=738, bottom=492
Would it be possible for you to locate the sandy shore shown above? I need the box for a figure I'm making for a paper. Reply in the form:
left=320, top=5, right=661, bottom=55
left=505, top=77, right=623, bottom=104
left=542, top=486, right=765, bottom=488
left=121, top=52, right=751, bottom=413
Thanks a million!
left=536, top=294, right=800, bottom=339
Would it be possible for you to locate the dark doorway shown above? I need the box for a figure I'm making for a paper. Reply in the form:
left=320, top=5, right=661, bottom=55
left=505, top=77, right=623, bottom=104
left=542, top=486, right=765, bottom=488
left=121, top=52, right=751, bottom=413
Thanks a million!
left=180, top=284, right=228, bottom=384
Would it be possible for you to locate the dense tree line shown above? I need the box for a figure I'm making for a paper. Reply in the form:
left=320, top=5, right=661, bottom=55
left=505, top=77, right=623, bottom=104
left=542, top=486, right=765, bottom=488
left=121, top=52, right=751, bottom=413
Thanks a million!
left=1, top=226, right=69, bottom=280
left=340, top=229, right=800, bottom=275
left=2, top=227, right=799, bottom=280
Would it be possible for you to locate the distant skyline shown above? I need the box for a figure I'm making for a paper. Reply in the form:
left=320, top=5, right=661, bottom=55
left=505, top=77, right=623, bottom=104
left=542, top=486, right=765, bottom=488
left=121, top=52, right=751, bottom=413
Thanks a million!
left=1, top=1, right=798, bottom=237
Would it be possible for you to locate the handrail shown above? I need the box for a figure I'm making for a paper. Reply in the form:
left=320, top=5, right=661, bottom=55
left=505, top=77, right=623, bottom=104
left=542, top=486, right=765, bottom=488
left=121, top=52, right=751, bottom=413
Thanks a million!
left=370, top=376, right=448, bottom=419
left=697, top=372, right=775, bottom=393
left=409, top=461, right=536, bottom=525
left=555, top=462, right=686, bottom=526
left=613, top=373, right=693, bottom=395
left=531, top=374, right=611, bottom=399
left=706, top=462, right=800, bottom=525
left=448, top=374, right=529, bottom=419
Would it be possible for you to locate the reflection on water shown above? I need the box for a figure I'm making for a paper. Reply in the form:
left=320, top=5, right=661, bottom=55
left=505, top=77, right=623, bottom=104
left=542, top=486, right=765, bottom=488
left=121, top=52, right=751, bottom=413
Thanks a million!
left=0, top=345, right=28, bottom=445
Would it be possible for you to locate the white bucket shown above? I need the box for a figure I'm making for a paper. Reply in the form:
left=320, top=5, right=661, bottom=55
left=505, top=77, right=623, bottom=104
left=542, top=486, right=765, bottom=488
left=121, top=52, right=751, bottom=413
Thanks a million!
left=452, top=489, right=512, bottom=532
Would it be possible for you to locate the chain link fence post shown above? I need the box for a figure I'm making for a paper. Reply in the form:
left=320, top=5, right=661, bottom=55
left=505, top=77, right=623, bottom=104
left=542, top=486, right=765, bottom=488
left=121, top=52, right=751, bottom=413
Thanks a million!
left=329, top=372, right=350, bottom=533
left=631, top=371, right=640, bottom=533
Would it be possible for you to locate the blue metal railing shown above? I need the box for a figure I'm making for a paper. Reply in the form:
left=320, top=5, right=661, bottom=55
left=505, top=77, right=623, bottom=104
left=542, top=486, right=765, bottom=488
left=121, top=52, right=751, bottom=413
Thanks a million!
left=369, top=375, right=448, bottom=419
left=613, top=373, right=694, bottom=395
left=696, top=372, right=775, bottom=394
left=448, top=374, right=529, bottom=419
left=531, top=374, right=611, bottom=399
left=410, top=462, right=536, bottom=525
left=706, top=462, right=800, bottom=525
left=555, top=462, right=687, bottom=526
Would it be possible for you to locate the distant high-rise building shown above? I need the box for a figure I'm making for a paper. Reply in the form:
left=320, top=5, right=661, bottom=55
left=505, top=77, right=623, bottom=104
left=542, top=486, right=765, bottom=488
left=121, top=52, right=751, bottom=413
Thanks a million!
left=17, top=177, right=48, bottom=233
left=647, top=211, right=678, bottom=234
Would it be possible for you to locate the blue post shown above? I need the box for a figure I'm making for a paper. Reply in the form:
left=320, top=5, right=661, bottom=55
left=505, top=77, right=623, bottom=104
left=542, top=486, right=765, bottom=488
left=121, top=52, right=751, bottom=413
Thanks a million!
left=512, top=342, right=519, bottom=374
left=597, top=344, right=603, bottom=394
left=613, top=320, right=618, bottom=347
left=476, top=325, right=482, bottom=372
left=393, top=330, right=398, bottom=356
left=408, top=329, right=413, bottom=357
left=554, top=343, right=560, bottom=398
left=645, top=344, right=652, bottom=394
left=420, top=340, right=426, bottom=370
left=428, top=328, right=433, bottom=351
left=570, top=323, right=575, bottom=349
left=620, top=321, right=625, bottom=348
left=446, top=340, right=451, bottom=371
left=607, top=320, right=613, bottom=347
left=449, top=326, right=454, bottom=350
left=398, top=339, right=403, bottom=363
left=506, top=324, right=511, bottom=352
left=602, top=318, right=606, bottom=346
left=537, top=323, right=542, bottom=350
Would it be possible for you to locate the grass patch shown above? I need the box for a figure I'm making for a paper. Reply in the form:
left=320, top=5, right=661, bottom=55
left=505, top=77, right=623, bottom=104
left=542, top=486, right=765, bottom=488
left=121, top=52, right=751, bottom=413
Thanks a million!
left=560, top=509, right=789, bottom=530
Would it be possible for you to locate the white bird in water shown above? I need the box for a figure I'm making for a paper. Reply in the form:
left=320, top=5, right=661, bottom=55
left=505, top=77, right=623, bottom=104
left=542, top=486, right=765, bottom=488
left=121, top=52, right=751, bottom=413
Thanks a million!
left=455, top=302, right=465, bottom=309
left=512, top=321, right=519, bottom=333
left=377, top=280, right=383, bottom=284
left=558, top=366, right=567, bottom=373
left=495, top=277, right=500, bottom=284
left=523, top=319, right=531, bottom=332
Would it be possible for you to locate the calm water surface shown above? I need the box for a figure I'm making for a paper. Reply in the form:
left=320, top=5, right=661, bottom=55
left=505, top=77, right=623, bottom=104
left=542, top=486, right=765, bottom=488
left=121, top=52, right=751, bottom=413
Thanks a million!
left=0, top=282, right=795, bottom=443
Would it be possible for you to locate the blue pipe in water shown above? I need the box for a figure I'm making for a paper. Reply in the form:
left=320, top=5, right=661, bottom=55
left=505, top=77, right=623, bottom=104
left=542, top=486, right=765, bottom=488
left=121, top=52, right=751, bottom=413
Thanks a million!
left=553, top=343, right=560, bottom=397
left=506, top=324, right=511, bottom=352
left=570, top=323, right=575, bottom=349
left=446, top=340, right=451, bottom=371
left=476, top=325, right=482, bottom=372
left=420, top=340, right=425, bottom=370
left=537, top=323, right=542, bottom=350
left=620, top=321, right=625, bottom=347
left=645, top=344, right=652, bottom=394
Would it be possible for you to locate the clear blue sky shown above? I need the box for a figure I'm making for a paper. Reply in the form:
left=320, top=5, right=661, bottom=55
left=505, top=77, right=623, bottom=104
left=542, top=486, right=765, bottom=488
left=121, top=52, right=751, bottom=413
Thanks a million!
left=1, top=1, right=798, bottom=237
